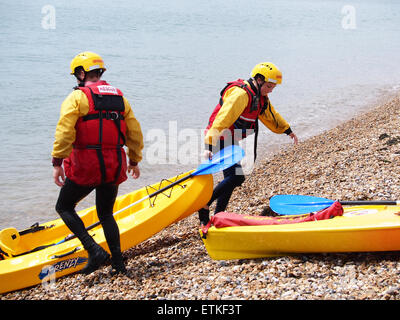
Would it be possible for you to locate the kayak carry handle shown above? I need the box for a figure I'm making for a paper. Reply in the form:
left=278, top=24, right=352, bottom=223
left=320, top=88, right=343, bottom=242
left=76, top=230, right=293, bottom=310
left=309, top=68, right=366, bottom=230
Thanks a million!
left=51, top=247, right=81, bottom=259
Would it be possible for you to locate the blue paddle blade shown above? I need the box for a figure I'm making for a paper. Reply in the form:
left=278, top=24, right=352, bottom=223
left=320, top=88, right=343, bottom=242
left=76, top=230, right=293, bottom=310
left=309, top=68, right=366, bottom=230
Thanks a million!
left=270, top=194, right=334, bottom=215
left=193, top=145, right=245, bottom=176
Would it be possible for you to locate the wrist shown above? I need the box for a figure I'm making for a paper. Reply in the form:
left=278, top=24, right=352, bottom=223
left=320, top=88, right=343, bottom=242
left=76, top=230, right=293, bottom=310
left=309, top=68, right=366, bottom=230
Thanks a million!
left=205, top=144, right=213, bottom=152
left=284, top=127, right=293, bottom=135
left=52, top=157, right=63, bottom=167
left=129, top=160, right=138, bottom=166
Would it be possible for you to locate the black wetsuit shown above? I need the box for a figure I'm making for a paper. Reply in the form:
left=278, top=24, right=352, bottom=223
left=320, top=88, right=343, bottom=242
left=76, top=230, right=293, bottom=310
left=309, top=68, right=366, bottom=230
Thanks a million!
left=55, top=178, right=120, bottom=253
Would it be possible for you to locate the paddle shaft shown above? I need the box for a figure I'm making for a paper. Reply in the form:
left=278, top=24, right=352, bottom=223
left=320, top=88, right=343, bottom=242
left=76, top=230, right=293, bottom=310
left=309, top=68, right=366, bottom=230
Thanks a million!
left=300, top=200, right=400, bottom=207
left=339, top=200, right=400, bottom=206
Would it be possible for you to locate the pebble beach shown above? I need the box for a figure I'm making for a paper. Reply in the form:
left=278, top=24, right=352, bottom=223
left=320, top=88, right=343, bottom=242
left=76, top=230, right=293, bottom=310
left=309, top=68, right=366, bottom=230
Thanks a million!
left=2, top=92, right=400, bottom=301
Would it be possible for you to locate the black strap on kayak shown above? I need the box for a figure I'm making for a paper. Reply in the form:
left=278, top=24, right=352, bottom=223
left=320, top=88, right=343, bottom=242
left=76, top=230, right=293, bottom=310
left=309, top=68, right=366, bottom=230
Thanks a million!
left=0, top=247, right=8, bottom=259
left=19, top=222, right=49, bottom=236
left=13, top=244, right=52, bottom=257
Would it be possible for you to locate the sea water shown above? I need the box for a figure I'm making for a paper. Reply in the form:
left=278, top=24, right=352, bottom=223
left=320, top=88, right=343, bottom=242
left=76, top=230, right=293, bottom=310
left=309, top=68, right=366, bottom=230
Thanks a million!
left=0, top=0, right=399, bottom=229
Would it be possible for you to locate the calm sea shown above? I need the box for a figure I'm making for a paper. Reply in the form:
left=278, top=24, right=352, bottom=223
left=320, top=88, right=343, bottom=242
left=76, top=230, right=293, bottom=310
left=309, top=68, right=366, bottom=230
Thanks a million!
left=0, top=0, right=399, bottom=229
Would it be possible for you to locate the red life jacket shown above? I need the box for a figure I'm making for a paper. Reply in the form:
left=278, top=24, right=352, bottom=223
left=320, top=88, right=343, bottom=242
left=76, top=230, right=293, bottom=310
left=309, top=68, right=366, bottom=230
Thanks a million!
left=205, top=79, right=266, bottom=141
left=63, top=80, right=128, bottom=186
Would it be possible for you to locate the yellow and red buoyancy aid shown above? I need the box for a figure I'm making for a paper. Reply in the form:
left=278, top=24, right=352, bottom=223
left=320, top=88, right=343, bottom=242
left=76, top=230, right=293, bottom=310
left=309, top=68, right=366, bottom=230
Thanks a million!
left=205, top=79, right=266, bottom=142
left=63, top=81, right=128, bottom=186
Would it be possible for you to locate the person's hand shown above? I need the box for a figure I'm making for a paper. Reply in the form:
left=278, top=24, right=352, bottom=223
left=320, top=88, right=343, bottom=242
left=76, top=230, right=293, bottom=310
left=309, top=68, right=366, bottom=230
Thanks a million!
left=128, top=164, right=140, bottom=179
left=289, top=132, right=299, bottom=145
left=53, top=166, right=65, bottom=187
left=204, top=150, right=213, bottom=160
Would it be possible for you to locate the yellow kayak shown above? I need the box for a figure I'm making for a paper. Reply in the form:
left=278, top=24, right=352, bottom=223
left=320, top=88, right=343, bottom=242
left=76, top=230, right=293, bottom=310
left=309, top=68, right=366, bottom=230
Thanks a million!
left=0, top=171, right=212, bottom=294
left=200, top=205, right=400, bottom=260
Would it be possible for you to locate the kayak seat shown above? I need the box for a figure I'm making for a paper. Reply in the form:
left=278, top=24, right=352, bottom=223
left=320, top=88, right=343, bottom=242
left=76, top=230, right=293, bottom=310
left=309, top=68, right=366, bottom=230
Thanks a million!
left=0, top=228, right=21, bottom=258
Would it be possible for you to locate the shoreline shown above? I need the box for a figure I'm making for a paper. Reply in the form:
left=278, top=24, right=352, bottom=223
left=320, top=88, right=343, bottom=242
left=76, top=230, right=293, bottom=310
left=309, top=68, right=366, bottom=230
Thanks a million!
left=2, top=91, right=400, bottom=300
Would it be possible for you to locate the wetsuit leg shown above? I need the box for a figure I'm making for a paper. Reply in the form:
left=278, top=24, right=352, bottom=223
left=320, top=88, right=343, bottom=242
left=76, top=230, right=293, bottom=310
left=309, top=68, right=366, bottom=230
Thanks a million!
left=55, top=178, right=95, bottom=249
left=94, top=183, right=120, bottom=251
left=95, top=183, right=126, bottom=273
left=208, top=162, right=245, bottom=214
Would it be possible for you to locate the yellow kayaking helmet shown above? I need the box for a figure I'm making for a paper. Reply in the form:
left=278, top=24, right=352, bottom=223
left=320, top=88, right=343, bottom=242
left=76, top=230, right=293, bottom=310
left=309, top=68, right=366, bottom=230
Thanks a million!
left=70, top=51, right=106, bottom=75
left=251, top=62, right=282, bottom=84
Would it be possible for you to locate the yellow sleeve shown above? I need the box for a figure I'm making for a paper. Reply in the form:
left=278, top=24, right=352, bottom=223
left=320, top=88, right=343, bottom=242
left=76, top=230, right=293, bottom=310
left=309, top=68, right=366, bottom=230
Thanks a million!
left=204, top=86, right=249, bottom=145
left=123, top=97, right=144, bottom=163
left=51, top=90, right=88, bottom=159
left=258, top=100, right=290, bottom=134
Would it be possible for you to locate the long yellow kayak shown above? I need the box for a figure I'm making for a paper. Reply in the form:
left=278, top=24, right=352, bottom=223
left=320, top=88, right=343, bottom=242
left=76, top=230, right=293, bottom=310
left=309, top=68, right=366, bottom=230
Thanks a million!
left=0, top=171, right=212, bottom=294
left=200, top=205, right=400, bottom=260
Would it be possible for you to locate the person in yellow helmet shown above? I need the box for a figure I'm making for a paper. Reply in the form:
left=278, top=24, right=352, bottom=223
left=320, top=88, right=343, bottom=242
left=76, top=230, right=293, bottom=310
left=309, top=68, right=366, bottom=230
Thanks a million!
left=51, top=51, right=144, bottom=275
left=199, top=62, right=298, bottom=226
